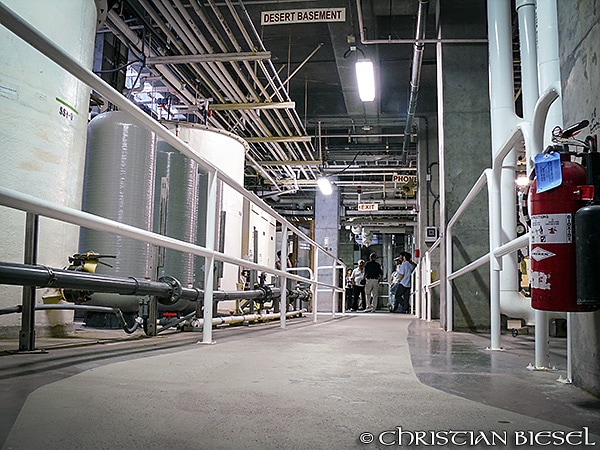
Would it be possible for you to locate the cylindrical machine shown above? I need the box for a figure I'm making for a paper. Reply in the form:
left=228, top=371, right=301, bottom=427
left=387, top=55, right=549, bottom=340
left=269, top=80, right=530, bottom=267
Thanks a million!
left=79, top=111, right=157, bottom=313
left=575, top=205, right=600, bottom=307
left=154, top=141, right=199, bottom=312
left=529, top=153, right=595, bottom=311
left=0, top=0, right=98, bottom=329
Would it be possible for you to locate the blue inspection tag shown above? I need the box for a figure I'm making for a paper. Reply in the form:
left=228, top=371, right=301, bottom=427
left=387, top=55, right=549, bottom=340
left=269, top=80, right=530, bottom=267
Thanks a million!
left=534, top=152, right=562, bottom=193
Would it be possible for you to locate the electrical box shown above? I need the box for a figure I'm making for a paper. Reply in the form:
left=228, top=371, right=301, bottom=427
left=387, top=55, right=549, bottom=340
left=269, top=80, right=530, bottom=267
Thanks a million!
left=424, top=227, right=438, bottom=243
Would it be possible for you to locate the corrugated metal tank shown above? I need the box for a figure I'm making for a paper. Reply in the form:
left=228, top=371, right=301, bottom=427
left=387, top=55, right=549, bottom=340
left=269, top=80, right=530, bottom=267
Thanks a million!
left=0, top=0, right=97, bottom=331
left=154, top=141, right=199, bottom=312
left=166, top=124, right=246, bottom=312
left=79, top=111, right=156, bottom=313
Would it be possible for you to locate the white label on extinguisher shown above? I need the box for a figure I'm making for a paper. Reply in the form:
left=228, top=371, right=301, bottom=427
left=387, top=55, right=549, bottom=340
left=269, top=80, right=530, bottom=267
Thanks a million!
left=530, top=247, right=556, bottom=262
left=530, top=213, right=573, bottom=244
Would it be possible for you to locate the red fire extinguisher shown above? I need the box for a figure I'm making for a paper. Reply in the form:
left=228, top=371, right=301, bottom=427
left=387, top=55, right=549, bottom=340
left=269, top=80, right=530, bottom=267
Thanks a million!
left=528, top=121, right=598, bottom=312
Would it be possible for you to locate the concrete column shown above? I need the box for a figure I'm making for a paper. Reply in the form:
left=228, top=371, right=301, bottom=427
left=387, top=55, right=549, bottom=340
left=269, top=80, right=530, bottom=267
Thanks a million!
left=439, top=0, right=491, bottom=331
left=314, top=184, right=340, bottom=312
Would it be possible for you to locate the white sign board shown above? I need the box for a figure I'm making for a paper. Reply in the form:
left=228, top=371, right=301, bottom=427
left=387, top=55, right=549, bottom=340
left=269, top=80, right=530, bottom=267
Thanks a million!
left=358, top=203, right=378, bottom=211
left=261, top=8, right=346, bottom=25
left=530, top=213, right=572, bottom=244
left=392, top=174, right=418, bottom=184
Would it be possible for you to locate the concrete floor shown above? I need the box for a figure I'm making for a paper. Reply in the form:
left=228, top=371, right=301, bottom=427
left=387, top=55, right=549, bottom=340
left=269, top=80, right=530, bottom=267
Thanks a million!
left=1, top=312, right=599, bottom=449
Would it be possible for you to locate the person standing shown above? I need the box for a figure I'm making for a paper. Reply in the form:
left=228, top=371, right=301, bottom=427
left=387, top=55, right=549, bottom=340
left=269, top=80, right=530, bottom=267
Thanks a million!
left=351, top=259, right=366, bottom=310
left=345, top=268, right=355, bottom=311
left=389, top=256, right=402, bottom=311
left=394, top=252, right=416, bottom=313
left=364, top=253, right=383, bottom=311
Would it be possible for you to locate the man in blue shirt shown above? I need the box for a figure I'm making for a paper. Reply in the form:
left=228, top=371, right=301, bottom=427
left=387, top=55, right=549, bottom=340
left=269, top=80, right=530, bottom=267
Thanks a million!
left=393, top=252, right=416, bottom=313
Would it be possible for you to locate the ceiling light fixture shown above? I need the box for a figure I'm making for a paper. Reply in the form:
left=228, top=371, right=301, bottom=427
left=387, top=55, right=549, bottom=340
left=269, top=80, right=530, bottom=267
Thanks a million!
left=355, top=59, right=375, bottom=102
left=317, top=176, right=333, bottom=195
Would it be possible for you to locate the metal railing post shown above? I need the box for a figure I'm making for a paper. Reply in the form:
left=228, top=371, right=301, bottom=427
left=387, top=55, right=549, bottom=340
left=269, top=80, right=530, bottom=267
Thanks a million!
left=18, top=213, right=38, bottom=352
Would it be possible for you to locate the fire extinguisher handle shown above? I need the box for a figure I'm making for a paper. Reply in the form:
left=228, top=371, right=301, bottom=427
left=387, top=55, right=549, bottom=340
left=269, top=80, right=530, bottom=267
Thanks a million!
left=560, top=120, right=590, bottom=138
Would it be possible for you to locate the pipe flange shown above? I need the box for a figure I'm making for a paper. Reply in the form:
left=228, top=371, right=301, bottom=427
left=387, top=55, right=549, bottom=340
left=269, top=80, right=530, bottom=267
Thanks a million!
left=158, top=275, right=182, bottom=305
left=257, top=284, right=273, bottom=302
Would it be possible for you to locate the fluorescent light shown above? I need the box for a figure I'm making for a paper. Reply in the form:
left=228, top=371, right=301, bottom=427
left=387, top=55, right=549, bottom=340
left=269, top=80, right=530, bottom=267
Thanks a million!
left=317, top=176, right=333, bottom=195
left=355, top=59, right=375, bottom=102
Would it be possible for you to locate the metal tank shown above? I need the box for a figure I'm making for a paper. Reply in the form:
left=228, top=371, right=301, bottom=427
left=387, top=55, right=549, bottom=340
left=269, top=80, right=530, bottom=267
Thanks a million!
left=0, top=0, right=98, bottom=331
left=79, top=111, right=157, bottom=313
left=154, top=140, right=199, bottom=312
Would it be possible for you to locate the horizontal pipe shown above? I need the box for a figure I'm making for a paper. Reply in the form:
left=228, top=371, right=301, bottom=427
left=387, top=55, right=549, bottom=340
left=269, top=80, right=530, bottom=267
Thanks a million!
left=192, top=310, right=304, bottom=329
left=245, top=135, right=311, bottom=143
left=146, top=51, right=271, bottom=64
left=210, top=101, right=296, bottom=111
left=0, top=262, right=179, bottom=300
left=0, top=261, right=286, bottom=303
left=34, top=304, right=141, bottom=334
left=0, top=303, right=141, bottom=334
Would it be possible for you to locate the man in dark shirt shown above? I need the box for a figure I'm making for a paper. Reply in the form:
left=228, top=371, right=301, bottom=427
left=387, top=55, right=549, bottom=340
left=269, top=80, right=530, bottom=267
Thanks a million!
left=364, top=253, right=383, bottom=311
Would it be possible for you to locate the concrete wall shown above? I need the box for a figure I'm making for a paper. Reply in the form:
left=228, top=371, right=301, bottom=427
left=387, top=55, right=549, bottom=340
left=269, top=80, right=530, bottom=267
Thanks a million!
left=440, top=0, right=491, bottom=331
left=557, top=1, right=600, bottom=398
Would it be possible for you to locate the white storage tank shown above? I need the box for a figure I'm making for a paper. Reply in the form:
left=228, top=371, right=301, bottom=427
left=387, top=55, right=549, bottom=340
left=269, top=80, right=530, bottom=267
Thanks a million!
left=0, top=0, right=98, bottom=334
left=79, top=111, right=157, bottom=314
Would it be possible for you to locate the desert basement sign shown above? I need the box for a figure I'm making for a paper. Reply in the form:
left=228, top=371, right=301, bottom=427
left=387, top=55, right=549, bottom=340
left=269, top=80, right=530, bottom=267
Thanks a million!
left=261, top=8, right=346, bottom=25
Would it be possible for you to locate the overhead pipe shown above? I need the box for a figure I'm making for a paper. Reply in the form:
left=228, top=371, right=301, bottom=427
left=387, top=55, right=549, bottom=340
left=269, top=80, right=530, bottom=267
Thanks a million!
left=230, top=0, right=318, bottom=172
left=402, top=0, right=429, bottom=156
left=124, top=0, right=306, bottom=183
left=105, top=11, right=197, bottom=107
left=171, top=0, right=312, bottom=181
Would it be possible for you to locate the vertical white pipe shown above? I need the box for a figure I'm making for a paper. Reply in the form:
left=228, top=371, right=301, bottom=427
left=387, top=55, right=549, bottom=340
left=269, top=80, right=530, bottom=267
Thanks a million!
left=487, top=0, right=520, bottom=350
left=566, top=312, right=572, bottom=381
left=517, top=0, right=539, bottom=124
left=202, top=170, right=218, bottom=344
left=537, top=0, right=563, bottom=149
left=517, top=0, right=551, bottom=369
left=445, top=223, right=453, bottom=331
left=312, top=247, right=318, bottom=322
left=331, top=261, right=337, bottom=317
left=437, top=30, right=450, bottom=331
left=535, top=0, right=563, bottom=369
left=279, top=223, right=288, bottom=328
left=423, top=252, right=430, bottom=319
left=418, top=256, right=423, bottom=319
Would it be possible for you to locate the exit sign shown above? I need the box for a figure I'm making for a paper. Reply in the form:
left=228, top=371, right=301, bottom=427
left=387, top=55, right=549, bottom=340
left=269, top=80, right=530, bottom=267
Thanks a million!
left=358, top=203, right=379, bottom=211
